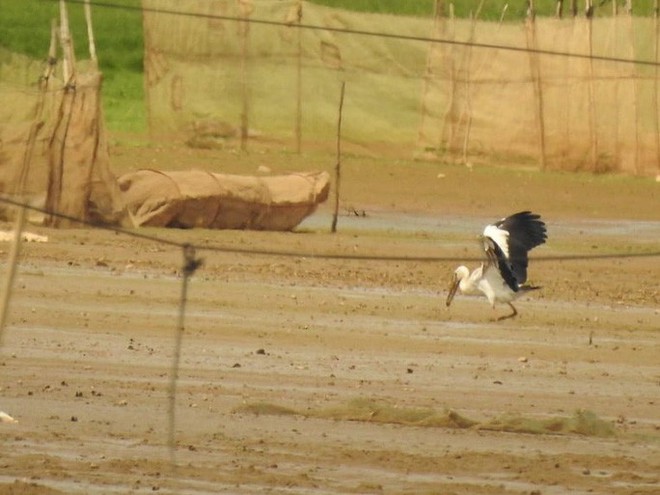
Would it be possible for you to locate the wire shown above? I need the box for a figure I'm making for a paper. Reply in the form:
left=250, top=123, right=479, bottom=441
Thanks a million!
left=0, top=195, right=184, bottom=249
left=44, top=0, right=660, bottom=68
left=2, top=195, right=659, bottom=264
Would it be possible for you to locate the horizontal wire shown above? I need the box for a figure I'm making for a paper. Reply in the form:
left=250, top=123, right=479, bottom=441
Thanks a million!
left=44, top=0, right=660, bottom=68
left=0, top=195, right=184, bottom=249
left=2, top=195, right=658, bottom=264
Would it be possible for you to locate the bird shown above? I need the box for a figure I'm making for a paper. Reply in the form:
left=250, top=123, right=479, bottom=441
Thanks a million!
left=446, top=211, right=547, bottom=321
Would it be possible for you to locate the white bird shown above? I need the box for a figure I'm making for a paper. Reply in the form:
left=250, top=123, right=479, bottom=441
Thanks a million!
left=446, top=211, right=547, bottom=321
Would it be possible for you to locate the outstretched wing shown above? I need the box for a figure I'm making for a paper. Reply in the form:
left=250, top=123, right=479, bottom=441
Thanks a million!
left=483, top=236, right=519, bottom=292
left=483, top=211, right=547, bottom=286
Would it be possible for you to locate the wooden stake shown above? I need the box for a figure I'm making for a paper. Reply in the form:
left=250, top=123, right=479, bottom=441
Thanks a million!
left=417, top=0, right=443, bottom=154
left=526, top=1, right=548, bottom=171
left=0, top=21, right=57, bottom=346
left=585, top=5, right=598, bottom=171
left=295, top=0, right=303, bottom=154
left=457, top=2, right=483, bottom=165
left=59, top=0, right=76, bottom=84
left=611, top=2, right=621, bottom=167
left=625, top=5, right=641, bottom=173
left=0, top=208, right=26, bottom=347
left=84, top=0, right=98, bottom=66
left=331, top=82, right=345, bottom=234
left=653, top=0, right=660, bottom=176
left=239, top=0, right=252, bottom=152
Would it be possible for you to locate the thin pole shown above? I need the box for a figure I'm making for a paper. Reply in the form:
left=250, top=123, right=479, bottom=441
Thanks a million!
left=295, top=0, right=303, bottom=154
left=168, top=245, right=202, bottom=470
left=625, top=2, right=641, bottom=173
left=653, top=0, right=660, bottom=176
left=460, top=1, right=484, bottom=166
left=526, top=0, right=548, bottom=171
left=612, top=0, right=621, bottom=167
left=84, top=0, right=98, bottom=66
left=239, top=0, right=251, bottom=152
left=417, top=0, right=443, bottom=153
left=59, top=0, right=76, bottom=84
left=585, top=1, right=598, bottom=171
left=0, top=209, right=26, bottom=347
left=331, top=81, right=345, bottom=234
left=0, top=20, right=57, bottom=346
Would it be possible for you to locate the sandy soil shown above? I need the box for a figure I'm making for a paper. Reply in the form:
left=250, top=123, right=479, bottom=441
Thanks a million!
left=1, top=143, right=659, bottom=494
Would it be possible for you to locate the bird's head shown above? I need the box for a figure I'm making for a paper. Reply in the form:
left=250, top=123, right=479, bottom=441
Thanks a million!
left=446, top=266, right=469, bottom=307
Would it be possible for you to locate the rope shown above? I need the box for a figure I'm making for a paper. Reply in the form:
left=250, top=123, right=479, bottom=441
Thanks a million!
left=0, top=195, right=658, bottom=263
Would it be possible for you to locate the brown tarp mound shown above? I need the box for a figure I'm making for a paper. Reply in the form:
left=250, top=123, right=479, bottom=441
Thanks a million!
left=118, top=169, right=330, bottom=231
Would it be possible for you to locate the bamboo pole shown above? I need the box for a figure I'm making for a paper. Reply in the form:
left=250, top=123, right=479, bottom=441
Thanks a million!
left=84, top=0, right=97, bottom=66
left=59, top=0, right=76, bottom=85
left=459, top=1, right=484, bottom=166
left=461, top=2, right=508, bottom=167
left=626, top=2, right=641, bottom=174
left=585, top=1, right=598, bottom=171
left=611, top=0, right=621, bottom=168
left=563, top=4, right=577, bottom=165
left=331, top=82, right=345, bottom=234
left=653, top=0, right=660, bottom=177
left=417, top=0, right=443, bottom=156
left=0, top=208, right=26, bottom=348
left=295, top=0, right=303, bottom=154
left=238, top=0, right=252, bottom=152
left=585, top=0, right=594, bottom=18
left=0, top=21, right=58, bottom=346
left=46, top=0, right=79, bottom=227
left=440, top=3, right=457, bottom=156
left=526, top=0, right=548, bottom=171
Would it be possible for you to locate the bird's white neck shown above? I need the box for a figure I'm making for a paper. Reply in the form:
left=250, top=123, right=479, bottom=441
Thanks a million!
left=456, top=265, right=485, bottom=295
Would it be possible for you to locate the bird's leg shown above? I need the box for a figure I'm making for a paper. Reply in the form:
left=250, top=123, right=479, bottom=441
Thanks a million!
left=496, top=303, right=518, bottom=321
left=489, top=304, right=499, bottom=322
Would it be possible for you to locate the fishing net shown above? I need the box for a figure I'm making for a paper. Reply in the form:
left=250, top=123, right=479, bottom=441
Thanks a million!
left=0, top=49, right=125, bottom=226
left=422, top=14, right=660, bottom=174
left=143, top=1, right=660, bottom=175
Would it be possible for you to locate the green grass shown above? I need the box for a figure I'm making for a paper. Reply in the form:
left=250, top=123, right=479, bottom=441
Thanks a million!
left=0, top=0, right=143, bottom=70
left=0, top=0, right=145, bottom=132
left=309, top=1, right=658, bottom=19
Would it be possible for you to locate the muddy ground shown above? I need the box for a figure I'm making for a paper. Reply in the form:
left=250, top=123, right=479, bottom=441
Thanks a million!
left=1, top=142, right=659, bottom=494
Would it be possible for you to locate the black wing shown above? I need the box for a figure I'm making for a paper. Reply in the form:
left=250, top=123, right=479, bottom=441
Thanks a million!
left=484, top=237, right=519, bottom=292
left=487, top=211, right=547, bottom=285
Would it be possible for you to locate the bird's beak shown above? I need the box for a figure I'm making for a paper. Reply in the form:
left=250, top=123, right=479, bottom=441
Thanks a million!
left=446, top=273, right=460, bottom=307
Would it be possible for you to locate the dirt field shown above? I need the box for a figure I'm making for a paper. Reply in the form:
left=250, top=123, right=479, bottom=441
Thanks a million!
left=1, top=143, right=659, bottom=494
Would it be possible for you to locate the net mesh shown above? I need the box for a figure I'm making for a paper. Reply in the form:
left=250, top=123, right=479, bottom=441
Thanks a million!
left=0, top=49, right=125, bottom=225
left=2, top=2, right=659, bottom=185
left=142, top=1, right=660, bottom=175
left=420, top=14, right=660, bottom=175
